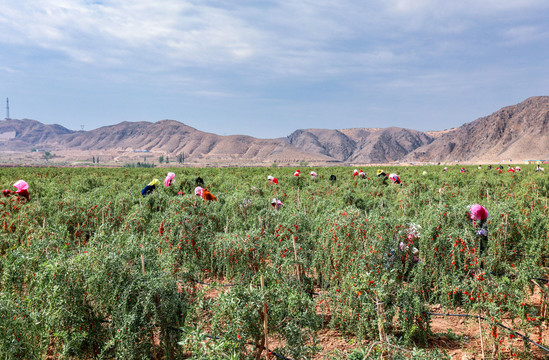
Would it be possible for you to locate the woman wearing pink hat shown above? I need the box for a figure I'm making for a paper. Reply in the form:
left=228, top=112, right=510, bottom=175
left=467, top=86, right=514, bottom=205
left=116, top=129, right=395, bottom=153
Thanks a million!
left=467, top=204, right=489, bottom=254
left=2, top=180, right=29, bottom=202
left=164, top=172, right=175, bottom=187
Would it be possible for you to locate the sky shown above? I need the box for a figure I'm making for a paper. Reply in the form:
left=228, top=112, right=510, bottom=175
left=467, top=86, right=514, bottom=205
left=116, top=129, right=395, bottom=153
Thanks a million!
left=0, top=0, right=548, bottom=138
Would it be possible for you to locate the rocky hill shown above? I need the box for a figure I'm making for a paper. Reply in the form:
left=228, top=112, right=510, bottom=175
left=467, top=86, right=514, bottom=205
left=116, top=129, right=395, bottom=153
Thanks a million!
left=404, top=96, right=549, bottom=163
left=287, top=127, right=434, bottom=163
left=1, top=96, right=548, bottom=165
left=0, top=118, right=75, bottom=150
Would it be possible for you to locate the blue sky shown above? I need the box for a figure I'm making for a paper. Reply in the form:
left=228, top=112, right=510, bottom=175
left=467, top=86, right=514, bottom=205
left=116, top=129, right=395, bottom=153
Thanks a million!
left=1, top=0, right=548, bottom=138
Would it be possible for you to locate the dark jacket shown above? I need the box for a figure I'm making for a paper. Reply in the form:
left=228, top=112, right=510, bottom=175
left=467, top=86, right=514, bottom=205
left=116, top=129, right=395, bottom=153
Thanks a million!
left=141, top=185, right=156, bottom=196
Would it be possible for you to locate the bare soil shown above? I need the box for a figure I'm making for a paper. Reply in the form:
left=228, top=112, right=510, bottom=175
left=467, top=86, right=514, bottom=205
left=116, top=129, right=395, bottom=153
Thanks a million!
left=191, top=279, right=549, bottom=359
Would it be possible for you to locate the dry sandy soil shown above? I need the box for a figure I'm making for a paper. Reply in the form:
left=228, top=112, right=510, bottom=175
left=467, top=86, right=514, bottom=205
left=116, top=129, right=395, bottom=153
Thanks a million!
left=186, top=279, right=549, bottom=360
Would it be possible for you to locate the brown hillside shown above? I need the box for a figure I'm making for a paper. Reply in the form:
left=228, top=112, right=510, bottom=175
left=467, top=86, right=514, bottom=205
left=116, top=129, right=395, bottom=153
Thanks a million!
left=0, top=119, right=74, bottom=151
left=287, top=127, right=433, bottom=163
left=406, top=96, right=549, bottom=163
left=1, top=96, right=548, bottom=165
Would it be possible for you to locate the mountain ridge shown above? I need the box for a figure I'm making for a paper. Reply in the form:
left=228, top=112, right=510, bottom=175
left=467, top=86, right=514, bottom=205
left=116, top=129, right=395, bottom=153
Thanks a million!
left=1, top=96, right=548, bottom=165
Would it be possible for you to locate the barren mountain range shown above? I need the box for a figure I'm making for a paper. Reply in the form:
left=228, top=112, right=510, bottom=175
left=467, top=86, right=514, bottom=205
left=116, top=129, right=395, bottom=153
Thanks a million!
left=0, top=96, right=548, bottom=165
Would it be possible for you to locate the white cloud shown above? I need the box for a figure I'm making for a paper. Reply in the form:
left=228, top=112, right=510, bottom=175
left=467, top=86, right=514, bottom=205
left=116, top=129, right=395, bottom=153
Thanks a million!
left=0, top=65, right=19, bottom=73
left=0, top=0, right=548, bottom=85
left=389, top=0, right=434, bottom=13
left=501, top=25, right=549, bottom=44
left=0, top=0, right=263, bottom=67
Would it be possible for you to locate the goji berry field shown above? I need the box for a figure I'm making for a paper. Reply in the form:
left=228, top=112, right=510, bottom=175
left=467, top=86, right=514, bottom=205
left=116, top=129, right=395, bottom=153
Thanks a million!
left=1, top=166, right=548, bottom=359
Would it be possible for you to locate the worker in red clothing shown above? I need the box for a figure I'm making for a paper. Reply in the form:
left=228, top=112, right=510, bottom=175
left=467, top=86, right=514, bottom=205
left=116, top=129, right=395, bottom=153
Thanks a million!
left=194, top=186, right=217, bottom=201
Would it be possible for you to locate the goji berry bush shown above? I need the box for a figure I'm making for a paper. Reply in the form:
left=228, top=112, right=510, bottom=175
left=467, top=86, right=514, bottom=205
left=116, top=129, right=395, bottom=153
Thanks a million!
left=0, top=166, right=547, bottom=359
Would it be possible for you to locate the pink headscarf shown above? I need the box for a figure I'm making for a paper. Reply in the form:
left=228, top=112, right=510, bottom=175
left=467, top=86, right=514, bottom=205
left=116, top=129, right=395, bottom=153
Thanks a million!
left=469, top=204, right=488, bottom=226
left=310, top=171, right=317, bottom=178
left=194, top=186, right=203, bottom=197
left=13, top=180, right=28, bottom=192
left=164, top=172, right=175, bottom=187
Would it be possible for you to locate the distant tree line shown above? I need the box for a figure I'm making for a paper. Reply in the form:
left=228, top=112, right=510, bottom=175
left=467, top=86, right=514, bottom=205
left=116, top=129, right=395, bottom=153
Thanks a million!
left=159, top=154, right=184, bottom=164
left=124, top=162, right=156, bottom=168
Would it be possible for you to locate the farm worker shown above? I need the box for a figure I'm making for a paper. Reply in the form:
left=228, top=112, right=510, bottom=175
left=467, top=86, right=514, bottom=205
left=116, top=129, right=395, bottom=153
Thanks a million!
left=310, top=171, right=318, bottom=178
left=359, top=170, right=366, bottom=179
left=443, top=167, right=448, bottom=172
left=467, top=204, right=489, bottom=253
left=267, top=175, right=279, bottom=184
left=271, top=198, right=283, bottom=210
left=141, top=179, right=160, bottom=196
left=508, top=167, right=515, bottom=173
left=398, top=242, right=420, bottom=265
left=377, top=169, right=388, bottom=185
left=399, top=223, right=421, bottom=264
left=488, top=165, right=492, bottom=170
left=194, top=186, right=217, bottom=201
left=387, top=223, right=421, bottom=269
left=460, top=167, right=466, bottom=173
left=294, top=169, right=300, bottom=177
left=329, top=174, right=337, bottom=182
left=201, top=189, right=217, bottom=201
left=468, top=204, right=488, bottom=227
left=195, top=177, right=204, bottom=186
left=388, top=173, right=401, bottom=185
left=353, top=169, right=359, bottom=177
left=3, top=180, right=30, bottom=201
left=164, top=172, right=175, bottom=187
left=515, top=166, right=521, bottom=171
left=478, top=165, right=482, bottom=170
left=536, top=165, right=545, bottom=172
left=13, top=180, right=30, bottom=201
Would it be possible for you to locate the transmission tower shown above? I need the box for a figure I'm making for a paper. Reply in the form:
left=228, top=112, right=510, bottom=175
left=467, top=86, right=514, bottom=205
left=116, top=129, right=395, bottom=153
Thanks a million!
left=5, top=98, right=10, bottom=120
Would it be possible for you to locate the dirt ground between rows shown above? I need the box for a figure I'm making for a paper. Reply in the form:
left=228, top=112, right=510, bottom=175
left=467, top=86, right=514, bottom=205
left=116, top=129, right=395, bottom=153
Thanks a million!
left=192, top=279, right=549, bottom=359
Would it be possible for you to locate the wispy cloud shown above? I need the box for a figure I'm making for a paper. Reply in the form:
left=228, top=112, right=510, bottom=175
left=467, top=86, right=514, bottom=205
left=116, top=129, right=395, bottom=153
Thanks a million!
left=1, top=0, right=548, bottom=136
left=501, top=25, right=549, bottom=44
left=1, top=0, right=547, bottom=75
left=0, top=65, right=19, bottom=73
